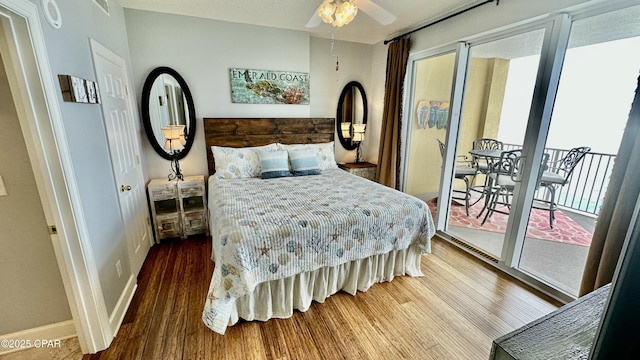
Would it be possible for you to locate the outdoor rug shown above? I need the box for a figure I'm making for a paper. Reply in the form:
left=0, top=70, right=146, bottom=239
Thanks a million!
left=427, top=198, right=593, bottom=247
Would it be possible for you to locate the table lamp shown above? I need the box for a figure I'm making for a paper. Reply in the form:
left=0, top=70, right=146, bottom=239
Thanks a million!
left=162, top=125, right=185, bottom=181
left=341, top=122, right=351, bottom=139
left=352, top=123, right=366, bottom=163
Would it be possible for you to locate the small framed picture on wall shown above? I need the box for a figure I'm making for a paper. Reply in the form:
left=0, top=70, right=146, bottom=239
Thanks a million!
left=71, top=76, right=88, bottom=103
left=85, top=80, right=100, bottom=104
left=58, top=74, right=101, bottom=104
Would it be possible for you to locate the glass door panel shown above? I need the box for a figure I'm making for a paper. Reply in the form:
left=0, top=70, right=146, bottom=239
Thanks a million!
left=517, top=5, right=640, bottom=296
left=447, top=29, right=546, bottom=260
left=404, top=52, right=456, bottom=222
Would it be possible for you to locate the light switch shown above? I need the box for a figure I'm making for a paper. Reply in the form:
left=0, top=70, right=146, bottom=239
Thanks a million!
left=0, top=176, right=7, bottom=196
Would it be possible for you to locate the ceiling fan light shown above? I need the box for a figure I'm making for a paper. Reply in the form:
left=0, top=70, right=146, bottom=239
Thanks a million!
left=318, top=0, right=359, bottom=28
left=342, top=11, right=357, bottom=25
left=333, top=13, right=347, bottom=27
left=338, top=1, right=358, bottom=19
left=318, top=1, right=336, bottom=24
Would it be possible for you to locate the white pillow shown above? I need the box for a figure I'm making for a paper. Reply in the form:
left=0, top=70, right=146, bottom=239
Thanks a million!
left=211, top=143, right=277, bottom=179
left=277, top=142, right=338, bottom=171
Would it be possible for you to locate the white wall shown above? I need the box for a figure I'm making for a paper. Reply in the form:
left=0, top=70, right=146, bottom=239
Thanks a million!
left=26, top=0, right=137, bottom=315
left=125, top=9, right=312, bottom=179
left=309, top=37, right=373, bottom=163
left=125, top=9, right=384, bottom=176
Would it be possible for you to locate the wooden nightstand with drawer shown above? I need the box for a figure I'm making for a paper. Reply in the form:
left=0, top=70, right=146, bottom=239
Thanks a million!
left=178, top=175, right=209, bottom=238
left=148, top=178, right=181, bottom=242
left=338, top=162, right=377, bottom=181
left=148, top=175, right=208, bottom=242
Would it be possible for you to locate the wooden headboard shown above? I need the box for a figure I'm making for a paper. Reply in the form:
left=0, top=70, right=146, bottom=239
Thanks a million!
left=203, top=118, right=335, bottom=176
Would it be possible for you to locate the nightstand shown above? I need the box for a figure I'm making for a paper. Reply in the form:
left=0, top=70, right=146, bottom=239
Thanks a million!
left=338, top=162, right=377, bottom=181
left=148, top=178, right=181, bottom=242
left=148, top=175, right=208, bottom=242
left=178, top=175, right=209, bottom=238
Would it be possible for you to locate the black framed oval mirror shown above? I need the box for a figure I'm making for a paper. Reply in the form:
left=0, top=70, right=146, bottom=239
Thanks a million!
left=336, top=81, right=367, bottom=151
left=142, top=67, right=196, bottom=160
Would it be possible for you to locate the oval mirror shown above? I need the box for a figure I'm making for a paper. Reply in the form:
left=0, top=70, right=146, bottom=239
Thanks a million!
left=336, top=81, right=367, bottom=151
left=142, top=67, right=196, bottom=160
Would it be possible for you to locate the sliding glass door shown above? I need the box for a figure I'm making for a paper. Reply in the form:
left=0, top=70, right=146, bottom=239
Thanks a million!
left=403, top=51, right=457, bottom=219
left=403, top=2, right=640, bottom=300
left=448, top=29, right=546, bottom=260
left=517, top=4, right=640, bottom=296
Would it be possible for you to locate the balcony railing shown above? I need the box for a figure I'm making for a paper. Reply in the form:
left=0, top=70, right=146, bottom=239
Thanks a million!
left=503, top=144, right=615, bottom=216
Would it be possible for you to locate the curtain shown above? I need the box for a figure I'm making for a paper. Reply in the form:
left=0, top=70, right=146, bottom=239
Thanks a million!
left=580, top=74, right=640, bottom=296
left=375, top=37, right=410, bottom=189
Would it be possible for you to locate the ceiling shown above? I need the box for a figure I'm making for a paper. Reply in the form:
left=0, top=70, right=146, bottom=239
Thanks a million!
left=117, top=0, right=488, bottom=45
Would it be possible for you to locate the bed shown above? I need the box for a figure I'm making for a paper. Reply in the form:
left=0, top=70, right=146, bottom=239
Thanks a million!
left=201, top=118, right=435, bottom=334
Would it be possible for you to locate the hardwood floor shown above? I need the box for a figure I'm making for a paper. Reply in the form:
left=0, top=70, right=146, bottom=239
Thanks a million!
left=81, top=235, right=559, bottom=360
left=0, top=338, right=82, bottom=360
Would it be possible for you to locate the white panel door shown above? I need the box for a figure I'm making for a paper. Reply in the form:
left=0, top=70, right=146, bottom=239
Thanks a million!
left=90, top=40, right=151, bottom=275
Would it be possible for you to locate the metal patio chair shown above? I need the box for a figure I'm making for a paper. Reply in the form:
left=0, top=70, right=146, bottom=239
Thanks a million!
left=538, top=146, right=591, bottom=228
left=437, top=139, right=476, bottom=216
left=481, top=150, right=550, bottom=226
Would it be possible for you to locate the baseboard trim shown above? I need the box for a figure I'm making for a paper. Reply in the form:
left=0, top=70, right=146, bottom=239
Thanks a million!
left=108, top=275, right=137, bottom=336
left=0, top=320, right=76, bottom=355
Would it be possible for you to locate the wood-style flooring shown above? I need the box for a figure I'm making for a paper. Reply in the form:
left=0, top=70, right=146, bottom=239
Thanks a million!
left=77, top=235, right=560, bottom=359
left=0, top=338, right=82, bottom=360
left=0, top=236, right=560, bottom=360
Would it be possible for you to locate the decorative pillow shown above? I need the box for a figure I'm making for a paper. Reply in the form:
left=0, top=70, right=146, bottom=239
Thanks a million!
left=288, top=149, right=321, bottom=176
left=277, top=142, right=338, bottom=171
left=211, top=143, right=277, bottom=179
left=258, top=150, right=292, bottom=179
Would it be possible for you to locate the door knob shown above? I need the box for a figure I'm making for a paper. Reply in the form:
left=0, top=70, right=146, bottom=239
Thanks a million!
left=121, top=185, right=132, bottom=192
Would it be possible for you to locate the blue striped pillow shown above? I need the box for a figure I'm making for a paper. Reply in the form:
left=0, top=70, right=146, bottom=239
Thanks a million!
left=258, top=150, right=292, bottom=179
left=288, top=149, right=321, bottom=176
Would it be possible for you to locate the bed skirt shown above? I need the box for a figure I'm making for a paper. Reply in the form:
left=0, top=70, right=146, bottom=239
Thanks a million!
left=225, top=245, right=424, bottom=327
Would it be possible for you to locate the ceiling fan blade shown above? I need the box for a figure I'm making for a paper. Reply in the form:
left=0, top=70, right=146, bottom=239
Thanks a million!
left=305, top=13, right=322, bottom=28
left=358, top=0, right=397, bottom=25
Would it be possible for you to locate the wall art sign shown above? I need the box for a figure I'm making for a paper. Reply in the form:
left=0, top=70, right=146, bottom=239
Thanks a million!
left=229, top=68, right=310, bottom=105
left=58, top=74, right=101, bottom=104
left=416, top=100, right=449, bottom=129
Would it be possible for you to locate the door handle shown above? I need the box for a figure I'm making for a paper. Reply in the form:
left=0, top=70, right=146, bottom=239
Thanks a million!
left=121, top=185, right=132, bottom=192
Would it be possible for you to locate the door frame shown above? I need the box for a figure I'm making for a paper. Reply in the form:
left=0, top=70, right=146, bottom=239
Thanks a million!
left=0, top=0, right=111, bottom=353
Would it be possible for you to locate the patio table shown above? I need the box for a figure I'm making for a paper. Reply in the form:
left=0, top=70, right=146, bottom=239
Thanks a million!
left=468, top=148, right=504, bottom=160
left=468, top=148, right=505, bottom=219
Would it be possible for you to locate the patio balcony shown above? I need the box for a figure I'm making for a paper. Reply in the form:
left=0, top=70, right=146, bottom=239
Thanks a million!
left=433, top=145, right=615, bottom=297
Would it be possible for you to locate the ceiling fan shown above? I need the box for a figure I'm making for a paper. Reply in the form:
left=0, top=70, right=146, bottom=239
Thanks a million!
left=305, top=0, right=397, bottom=28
